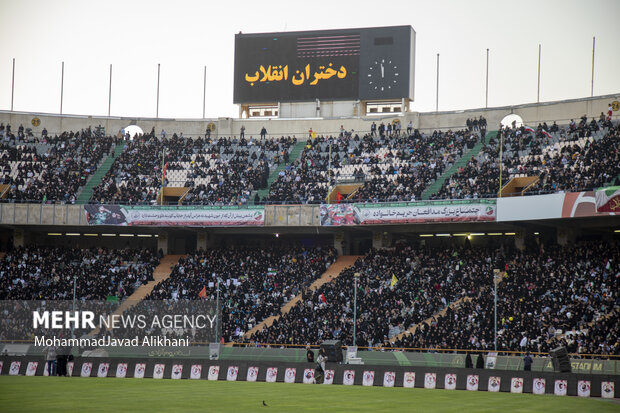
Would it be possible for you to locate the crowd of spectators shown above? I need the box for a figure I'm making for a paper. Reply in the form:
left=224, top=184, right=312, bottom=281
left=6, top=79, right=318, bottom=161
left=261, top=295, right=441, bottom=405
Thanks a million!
left=431, top=118, right=618, bottom=200
left=249, top=243, right=501, bottom=347
left=0, top=127, right=113, bottom=202
left=147, top=245, right=337, bottom=342
left=0, top=246, right=159, bottom=300
left=388, top=241, right=618, bottom=356
left=263, top=128, right=478, bottom=204
left=91, top=132, right=295, bottom=205
left=248, top=241, right=618, bottom=356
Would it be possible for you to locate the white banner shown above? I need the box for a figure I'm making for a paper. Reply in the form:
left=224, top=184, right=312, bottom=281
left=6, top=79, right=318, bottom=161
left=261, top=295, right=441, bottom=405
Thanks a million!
left=601, top=381, right=614, bottom=399
left=226, top=366, right=238, bottom=381
left=554, top=380, right=567, bottom=396
left=488, top=376, right=500, bottom=392
left=9, top=361, right=20, bottom=375
left=284, top=368, right=296, bottom=383
left=323, top=370, right=334, bottom=385
left=116, top=363, right=127, bottom=378
left=26, top=361, right=38, bottom=376
left=424, top=373, right=436, bottom=389
left=134, top=363, right=146, bottom=379
left=533, top=378, right=546, bottom=395
left=171, top=365, right=183, bottom=380
left=303, top=369, right=315, bottom=384
left=510, top=377, right=523, bottom=393
left=97, top=363, right=109, bottom=378
left=383, top=371, right=395, bottom=387
left=362, top=371, right=374, bottom=387
left=153, top=364, right=165, bottom=379
left=86, top=205, right=265, bottom=227
left=81, top=362, right=92, bottom=377
left=466, top=375, right=479, bottom=391
left=343, top=370, right=355, bottom=385
left=444, top=373, right=456, bottom=390
left=246, top=366, right=259, bottom=382
left=577, top=380, right=591, bottom=397
left=190, top=365, right=202, bottom=380
left=266, top=367, right=278, bottom=383
left=403, top=372, right=416, bottom=388
left=208, top=366, right=220, bottom=381
left=321, top=201, right=496, bottom=226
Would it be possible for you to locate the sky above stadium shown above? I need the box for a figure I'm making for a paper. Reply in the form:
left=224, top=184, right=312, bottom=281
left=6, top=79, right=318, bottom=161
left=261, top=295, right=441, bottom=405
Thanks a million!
left=0, top=0, right=619, bottom=119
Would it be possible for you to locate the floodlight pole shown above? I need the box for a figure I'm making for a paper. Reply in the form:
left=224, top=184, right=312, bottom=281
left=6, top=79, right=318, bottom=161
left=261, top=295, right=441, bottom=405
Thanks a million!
left=537, top=44, right=541, bottom=103
left=485, top=49, right=489, bottom=108
left=108, top=64, right=112, bottom=117
left=327, top=143, right=332, bottom=203
left=203, top=66, right=207, bottom=119
left=498, top=130, right=504, bottom=197
left=216, top=279, right=221, bottom=343
left=160, top=148, right=166, bottom=205
left=590, top=37, right=595, bottom=97
left=435, top=54, right=440, bottom=112
left=72, top=275, right=77, bottom=338
left=353, top=272, right=359, bottom=347
left=494, top=269, right=498, bottom=351
left=10, top=58, right=15, bottom=112
left=60, top=61, right=65, bottom=115
left=156, top=63, right=160, bottom=119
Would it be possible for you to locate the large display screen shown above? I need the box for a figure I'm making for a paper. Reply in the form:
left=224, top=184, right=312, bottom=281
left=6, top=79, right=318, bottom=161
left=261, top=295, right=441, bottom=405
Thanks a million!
left=233, top=26, right=415, bottom=104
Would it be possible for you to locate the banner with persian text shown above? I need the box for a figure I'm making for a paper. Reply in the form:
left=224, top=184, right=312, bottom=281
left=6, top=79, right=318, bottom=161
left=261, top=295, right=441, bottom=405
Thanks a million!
left=320, top=200, right=496, bottom=226
left=84, top=205, right=264, bottom=226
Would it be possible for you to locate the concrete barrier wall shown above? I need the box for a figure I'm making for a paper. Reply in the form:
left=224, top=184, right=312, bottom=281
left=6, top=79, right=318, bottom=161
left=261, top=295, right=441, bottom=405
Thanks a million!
left=0, top=203, right=321, bottom=227
left=0, top=203, right=86, bottom=226
left=1, top=94, right=617, bottom=138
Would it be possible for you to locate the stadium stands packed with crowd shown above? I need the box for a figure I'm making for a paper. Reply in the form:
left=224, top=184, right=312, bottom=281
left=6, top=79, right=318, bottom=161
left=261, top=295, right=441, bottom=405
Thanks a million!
left=0, top=107, right=617, bottom=360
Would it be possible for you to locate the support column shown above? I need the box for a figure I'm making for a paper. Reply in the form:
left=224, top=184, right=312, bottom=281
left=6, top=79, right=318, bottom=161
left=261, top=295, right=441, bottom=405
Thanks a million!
left=13, top=229, right=24, bottom=248
left=334, top=232, right=344, bottom=256
left=514, top=229, right=526, bottom=251
left=197, top=231, right=207, bottom=252
left=372, top=231, right=392, bottom=249
left=557, top=227, right=577, bottom=246
left=157, top=231, right=170, bottom=255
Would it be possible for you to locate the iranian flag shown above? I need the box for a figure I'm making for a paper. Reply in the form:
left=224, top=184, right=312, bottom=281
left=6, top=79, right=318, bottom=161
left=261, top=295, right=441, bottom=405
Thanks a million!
left=524, top=126, right=535, bottom=134
left=595, top=186, right=620, bottom=213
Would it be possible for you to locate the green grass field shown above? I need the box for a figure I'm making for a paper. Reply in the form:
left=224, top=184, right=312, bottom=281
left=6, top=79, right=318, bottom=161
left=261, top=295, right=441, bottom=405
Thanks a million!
left=0, top=376, right=617, bottom=412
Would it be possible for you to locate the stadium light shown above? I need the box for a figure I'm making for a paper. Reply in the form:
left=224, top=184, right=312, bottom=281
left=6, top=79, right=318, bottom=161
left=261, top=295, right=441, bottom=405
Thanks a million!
left=504, top=232, right=516, bottom=236
left=83, top=233, right=98, bottom=237
left=101, top=234, right=117, bottom=237
left=119, top=234, right=135, bottom=237
left=436, top=234, right=450, bottom=237
left=65, top=233, right=80, bottom=236
left=487, top=233, right=502, bottom=236
left=353, top=272, right=360, bottom=347
left=47, top=233, right=62, bottom=236
left=493, top=269, right=500, bottom=351
left=419, top=234, right=434, bottom=237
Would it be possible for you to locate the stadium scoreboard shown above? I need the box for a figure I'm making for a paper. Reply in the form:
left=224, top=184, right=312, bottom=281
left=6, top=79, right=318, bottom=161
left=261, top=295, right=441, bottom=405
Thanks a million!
left=233, top=26, right=415, bottom=104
